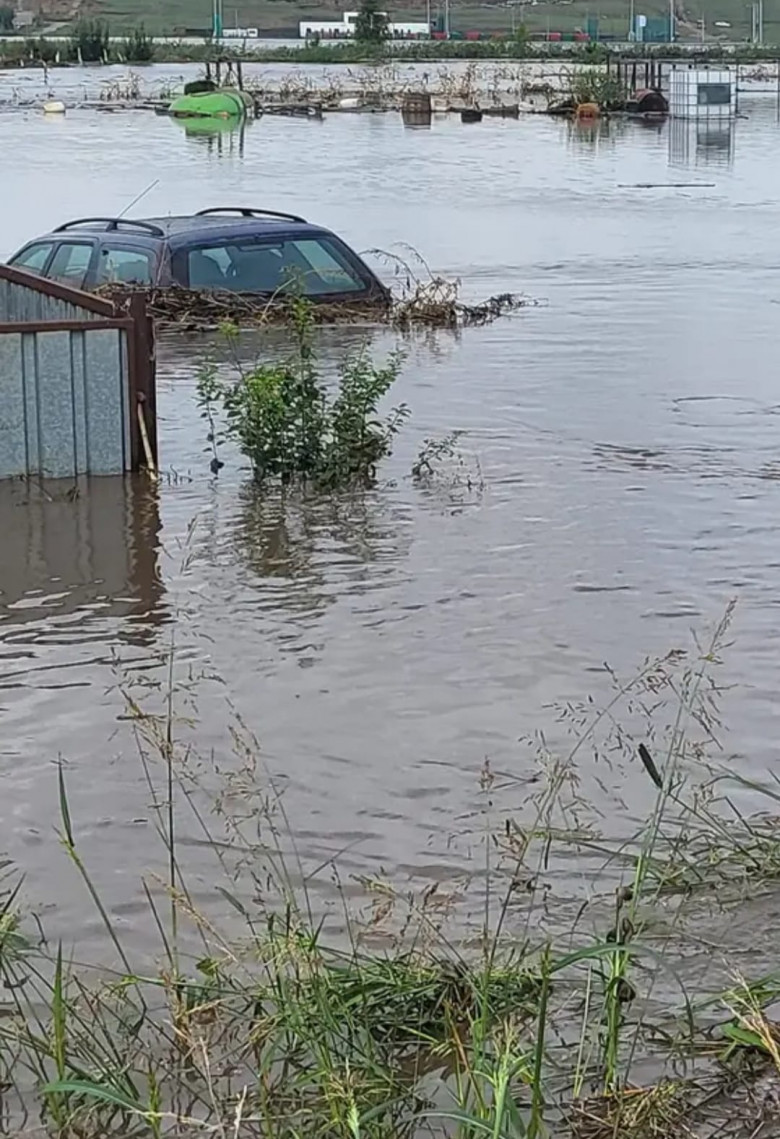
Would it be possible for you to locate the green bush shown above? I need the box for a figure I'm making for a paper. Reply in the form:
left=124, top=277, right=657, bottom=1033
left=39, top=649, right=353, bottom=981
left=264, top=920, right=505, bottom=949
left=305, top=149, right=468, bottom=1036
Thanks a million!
left=120, top=25, right=154, bottom=63
left=0, top=6, right=15, bottom=32
left=198, top=302, right=408, bottom=487
left=570, top=70, right=627, bottom=108
left=68, top=18, right=110, bottom=63
left=22, top=36, right=58, bottom=62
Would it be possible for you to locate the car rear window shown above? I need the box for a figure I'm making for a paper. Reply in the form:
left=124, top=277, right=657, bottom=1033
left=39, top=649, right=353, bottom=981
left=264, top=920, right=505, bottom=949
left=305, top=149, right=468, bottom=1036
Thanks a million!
left=185, top=236, right=366, bottom=296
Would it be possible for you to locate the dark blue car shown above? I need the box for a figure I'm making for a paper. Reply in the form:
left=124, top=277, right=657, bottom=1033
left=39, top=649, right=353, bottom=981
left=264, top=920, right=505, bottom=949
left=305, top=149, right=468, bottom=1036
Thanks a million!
left=7, top=208, right=389, bottom=305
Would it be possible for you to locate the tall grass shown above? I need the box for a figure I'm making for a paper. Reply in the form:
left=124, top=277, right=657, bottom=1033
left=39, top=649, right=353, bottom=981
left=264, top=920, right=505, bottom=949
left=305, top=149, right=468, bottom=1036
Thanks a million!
left=2, top=608, right=780, bottom=1137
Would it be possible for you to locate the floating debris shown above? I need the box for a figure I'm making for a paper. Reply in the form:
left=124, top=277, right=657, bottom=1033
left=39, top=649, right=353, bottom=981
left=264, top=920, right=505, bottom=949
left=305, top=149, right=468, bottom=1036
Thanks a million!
left=618, top=181, right=716, bottom=188
left=102, top=280, right=536, bottom=332
left=393, top=277, right=533, bottom=328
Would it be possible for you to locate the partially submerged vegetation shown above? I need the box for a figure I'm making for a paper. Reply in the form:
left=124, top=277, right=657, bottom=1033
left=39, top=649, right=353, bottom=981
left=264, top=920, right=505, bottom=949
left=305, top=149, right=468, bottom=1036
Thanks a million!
left=0, top=19, right=155, bottom=66
left=197, top=300, right=408, bottom=487
left=3, top=606, right=780, bottom=1137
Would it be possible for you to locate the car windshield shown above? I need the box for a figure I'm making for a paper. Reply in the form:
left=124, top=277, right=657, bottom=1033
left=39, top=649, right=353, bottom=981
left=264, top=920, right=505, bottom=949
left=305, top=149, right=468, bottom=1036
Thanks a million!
left=185, top=236, right=366, bottom=296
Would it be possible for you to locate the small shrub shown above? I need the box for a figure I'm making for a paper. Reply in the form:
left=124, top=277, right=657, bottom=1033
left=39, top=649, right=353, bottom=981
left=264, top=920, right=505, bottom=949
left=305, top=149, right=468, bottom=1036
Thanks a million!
left=69, top=18, right=110, bottom=63
left=197, top=301, right=408, bottom=487
left=14, top=36, right=58, bottom=63
left=120, top=25, right=154, bottom=63
left=570, top=70, right=627, bottom=109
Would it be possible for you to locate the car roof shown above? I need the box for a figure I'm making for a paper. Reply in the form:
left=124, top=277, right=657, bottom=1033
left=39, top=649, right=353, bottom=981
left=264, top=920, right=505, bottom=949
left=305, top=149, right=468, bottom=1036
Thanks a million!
left=143, top=215, right=327, bottom=249
left=142, top=215, right=310, bottom=235
left=36, top=211, right=328, bottom=249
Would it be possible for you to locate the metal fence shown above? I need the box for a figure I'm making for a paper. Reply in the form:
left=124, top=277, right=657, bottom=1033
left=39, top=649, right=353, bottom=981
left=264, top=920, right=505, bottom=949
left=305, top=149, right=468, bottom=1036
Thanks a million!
left=0, top=267, right=155, bottom=480
left=0, top=266, right=116, bottom=324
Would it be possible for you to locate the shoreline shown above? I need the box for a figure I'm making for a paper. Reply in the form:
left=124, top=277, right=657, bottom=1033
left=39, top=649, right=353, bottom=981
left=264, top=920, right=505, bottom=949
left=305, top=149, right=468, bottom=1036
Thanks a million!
left=4, top=39, right=780, bottom=70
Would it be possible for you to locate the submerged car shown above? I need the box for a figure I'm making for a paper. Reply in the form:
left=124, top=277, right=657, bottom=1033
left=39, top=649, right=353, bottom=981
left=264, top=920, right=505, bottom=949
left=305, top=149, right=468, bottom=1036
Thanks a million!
left=7, top=208, right=389, bottom=304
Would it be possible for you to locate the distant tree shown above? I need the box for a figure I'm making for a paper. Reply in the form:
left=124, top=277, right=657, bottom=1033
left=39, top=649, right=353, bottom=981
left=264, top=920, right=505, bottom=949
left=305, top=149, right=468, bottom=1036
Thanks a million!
left=69, top=18, right=110, bottom=63
left=354, top=0, right=389, bottom=44
left=121, top=25, right=154, bottom=62
left=0, top=6, right=15, bottom=32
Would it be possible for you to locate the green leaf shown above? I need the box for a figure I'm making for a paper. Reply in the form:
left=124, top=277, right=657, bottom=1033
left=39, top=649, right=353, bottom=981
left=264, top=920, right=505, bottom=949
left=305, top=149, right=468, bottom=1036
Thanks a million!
left=421, top=1110, right=517, bottom=1138
left=57, top=759, right=74, bottom=847
left=722, top=1023, right=768, bottom=1051
left=43, top=1080, right=150, bottom=1114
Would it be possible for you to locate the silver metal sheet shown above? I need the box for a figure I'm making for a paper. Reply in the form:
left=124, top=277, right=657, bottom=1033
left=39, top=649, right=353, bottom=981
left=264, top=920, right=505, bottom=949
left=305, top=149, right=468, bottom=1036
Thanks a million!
left=0, top=327, right=130, bottom=479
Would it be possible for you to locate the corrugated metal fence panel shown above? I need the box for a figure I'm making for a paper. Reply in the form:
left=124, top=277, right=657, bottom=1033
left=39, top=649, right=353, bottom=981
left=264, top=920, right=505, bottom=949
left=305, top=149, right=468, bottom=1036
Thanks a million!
left=0, top=279, right=109, bottom=323
left=0, top=327, right=130, bottom=479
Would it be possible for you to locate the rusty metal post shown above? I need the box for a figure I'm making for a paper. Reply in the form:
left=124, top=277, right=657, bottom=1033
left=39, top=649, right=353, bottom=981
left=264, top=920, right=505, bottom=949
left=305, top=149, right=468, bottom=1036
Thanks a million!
left=119, top=291, right=157, bottom=472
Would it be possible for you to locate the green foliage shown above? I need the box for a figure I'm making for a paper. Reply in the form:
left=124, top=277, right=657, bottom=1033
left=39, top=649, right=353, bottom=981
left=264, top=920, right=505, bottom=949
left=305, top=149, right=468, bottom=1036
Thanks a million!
left=0, top=6, right=15, bottom=32
left=68, top=18, right=110, bottom=63
left=354, top=0, right=389, bottom=45
left=569, top=69, right=628, bottom=107
left=120, top=24, right=154, bottom=62
left=198, top=301, right=408, bottom=488
left=0, top=35, right=61, bottom=64
left=412, top=431, right=465, bottom=480
left=7, top=598, right=780, bottom=1137
left=26, top=36, right=58, bottom=62
left=0, top=864, right=29, bottom=969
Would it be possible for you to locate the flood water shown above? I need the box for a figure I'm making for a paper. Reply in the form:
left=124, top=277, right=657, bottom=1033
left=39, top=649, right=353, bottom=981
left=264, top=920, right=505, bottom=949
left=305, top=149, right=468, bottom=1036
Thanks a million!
left=2, top=68, right=780, bottom=959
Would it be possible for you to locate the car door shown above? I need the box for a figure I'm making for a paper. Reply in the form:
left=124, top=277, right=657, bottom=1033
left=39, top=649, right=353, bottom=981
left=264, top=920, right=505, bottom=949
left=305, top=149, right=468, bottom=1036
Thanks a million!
left=46, top=241, right=97, bottom=289
left=93, top=243, right=157, bottom=288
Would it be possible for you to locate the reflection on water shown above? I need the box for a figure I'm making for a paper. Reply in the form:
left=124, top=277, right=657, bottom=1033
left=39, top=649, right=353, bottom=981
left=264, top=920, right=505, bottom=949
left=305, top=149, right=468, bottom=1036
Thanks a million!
left=232, top=486, right=412, bottom=659
left=171, top=115, right=251, bottom=157
left=0, top=477, right=165, bottom=650
left=567, top=116, right=622, bottom=150
left=402, top=117, right=433, bottom=131
left=668, top=117, right=735, bottom=167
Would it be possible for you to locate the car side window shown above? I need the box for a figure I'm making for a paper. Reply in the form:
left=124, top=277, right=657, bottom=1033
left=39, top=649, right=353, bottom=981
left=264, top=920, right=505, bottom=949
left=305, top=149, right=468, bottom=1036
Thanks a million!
left=95, top=246, right=154, bottom=286
left=9, top=242, right=55, bottom=274
left=48, top=242, right=94, bottom=288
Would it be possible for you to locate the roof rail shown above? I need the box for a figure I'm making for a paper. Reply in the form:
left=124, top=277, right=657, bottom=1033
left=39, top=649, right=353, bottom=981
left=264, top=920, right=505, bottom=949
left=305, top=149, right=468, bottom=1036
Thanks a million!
left=54, top=218, right=166, bottom=237
left=195, top=207, right=307, bottom=224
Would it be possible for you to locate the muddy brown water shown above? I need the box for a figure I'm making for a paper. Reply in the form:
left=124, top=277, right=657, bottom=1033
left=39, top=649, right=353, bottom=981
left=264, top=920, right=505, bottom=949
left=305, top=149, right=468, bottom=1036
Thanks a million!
left=2, top=72, right=780, bottom=972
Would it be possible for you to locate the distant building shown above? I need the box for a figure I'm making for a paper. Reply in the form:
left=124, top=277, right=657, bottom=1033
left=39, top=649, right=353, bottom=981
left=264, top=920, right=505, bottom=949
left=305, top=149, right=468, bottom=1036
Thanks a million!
left=299, top=11, right=430, bottom=39
left=13, top=10, right=36, bottom=29
left=220, top=27, right=260, bottom=38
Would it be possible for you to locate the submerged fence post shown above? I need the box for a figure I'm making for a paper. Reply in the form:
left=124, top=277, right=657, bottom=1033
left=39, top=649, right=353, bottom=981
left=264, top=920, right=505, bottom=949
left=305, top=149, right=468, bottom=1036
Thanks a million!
left=126, top=291, right=158, bottom=472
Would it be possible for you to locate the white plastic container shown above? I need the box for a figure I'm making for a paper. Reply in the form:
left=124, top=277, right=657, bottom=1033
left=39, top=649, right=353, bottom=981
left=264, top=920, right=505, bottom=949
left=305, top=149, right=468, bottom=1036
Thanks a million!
left=668, top=66, right=736, bottom=120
